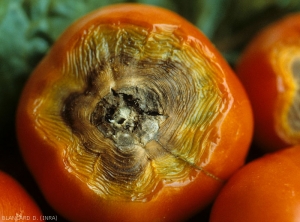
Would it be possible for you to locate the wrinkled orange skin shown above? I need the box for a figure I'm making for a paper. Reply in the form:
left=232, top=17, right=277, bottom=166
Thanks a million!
left=210, top=145, right=300, bottom=222
left=0, top=171, right=44, bottom=222
left=236, top=14, right=300, bottom=152
left=17, top=4, right=253, bottom=222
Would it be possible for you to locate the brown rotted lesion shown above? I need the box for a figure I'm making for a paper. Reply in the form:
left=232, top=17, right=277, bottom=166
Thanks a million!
left=91, top=87, right=166, bottom=147
left=61, top=53, right=174, bottom=188
left=58, top=24, right=226, bottom=201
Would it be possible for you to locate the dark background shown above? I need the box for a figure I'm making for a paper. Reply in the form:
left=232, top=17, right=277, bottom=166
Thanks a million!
left=1, top=0, right=300, bottom=221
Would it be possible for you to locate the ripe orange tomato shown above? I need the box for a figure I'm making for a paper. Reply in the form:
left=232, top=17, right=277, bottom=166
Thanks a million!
left=210, top=145, right=300, bottom=222
left=17, top=3, right=253, bottom=222
left=236, top=13, right=300, bottom=152
left=0, top=171, right=44, bottom=222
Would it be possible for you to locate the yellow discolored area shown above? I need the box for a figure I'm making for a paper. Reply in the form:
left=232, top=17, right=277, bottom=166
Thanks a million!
left=271, top=41, right=300, bottom=145
left=32, top=23, right=231, bottom=201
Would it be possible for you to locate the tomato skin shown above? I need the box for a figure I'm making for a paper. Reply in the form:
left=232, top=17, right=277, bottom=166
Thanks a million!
left=17, top=3, right=253, bottom=222
left=210, top=145, right=300, bottom=222
left=0, top=171, right=44, bottom=222
left=236, top=13, right=300, bottom=152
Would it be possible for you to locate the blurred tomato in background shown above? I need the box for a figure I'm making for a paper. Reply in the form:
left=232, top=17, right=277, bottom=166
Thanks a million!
left=237, top=13, right=300, bottom=153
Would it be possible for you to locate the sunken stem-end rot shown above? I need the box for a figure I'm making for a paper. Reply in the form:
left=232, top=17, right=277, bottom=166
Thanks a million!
left=237, top=13, right=300, bottom=152
left=0, top=171, right=44, bottom=221
left=16, top=3, right=253, bottom=222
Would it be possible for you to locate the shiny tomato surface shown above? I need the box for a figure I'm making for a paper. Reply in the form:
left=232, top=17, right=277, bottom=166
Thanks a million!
left=0, top=171, right=44, bottom=222
left=17, top=4, right=253, bottom=222
left=210, top=145, right=300, bottom=222
left=237, top=13, right=300, bottom=152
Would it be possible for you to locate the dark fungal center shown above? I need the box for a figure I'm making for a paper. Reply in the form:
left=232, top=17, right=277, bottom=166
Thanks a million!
left=91, top=87, right=166, bottom=148
left=61, top=55, right=170, bottom=185
left=92, top=87, right=167, bottom=184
